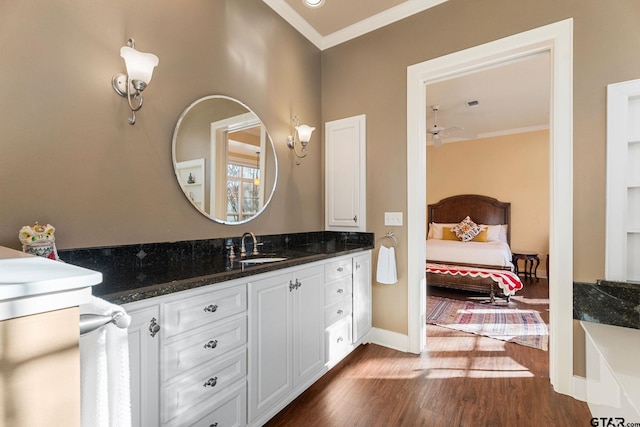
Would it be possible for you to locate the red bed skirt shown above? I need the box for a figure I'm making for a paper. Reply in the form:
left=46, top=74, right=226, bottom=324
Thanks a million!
left=426, top=262, right=523, bottom=296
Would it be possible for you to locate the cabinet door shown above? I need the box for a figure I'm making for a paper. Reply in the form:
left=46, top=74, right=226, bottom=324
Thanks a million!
left=353, top=252, right=372, bottom=343
left=292, top=265, right=325, bottom=387
left=248, top=271, right=293, bottom=422
left=325, top=115, right=366, bottom=231
left=126, top=303, right=160, bottom=427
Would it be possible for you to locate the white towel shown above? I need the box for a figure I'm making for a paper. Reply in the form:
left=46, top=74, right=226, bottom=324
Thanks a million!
left=80, top=296, right=132, bottom=427
left=376, top=246, right=398, bottom=284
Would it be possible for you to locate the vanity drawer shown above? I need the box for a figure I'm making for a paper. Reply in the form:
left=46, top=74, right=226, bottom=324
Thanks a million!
left=176, top=381, right=246, bottom=427
left=324, top=277, right=352, bottom=307
left=324, top=258, right=352, bottom=282
left=163, top=316, right=247, bottom=381
left=163, top=284, right=247, bottom=338
left=325, top=317, right=352, bottom=363
left=162, top=348, right=247, bottom=424
left=324, top=299, right=352, bottom=327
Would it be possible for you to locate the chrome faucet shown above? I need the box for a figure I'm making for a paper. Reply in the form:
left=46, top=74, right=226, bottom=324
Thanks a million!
left=240, top=232, right=260, bottom=257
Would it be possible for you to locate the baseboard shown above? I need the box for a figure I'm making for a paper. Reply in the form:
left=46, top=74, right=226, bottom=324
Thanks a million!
left=572, top=375, right=587, bottom=402
left=367, top=327, right=409, bottom=352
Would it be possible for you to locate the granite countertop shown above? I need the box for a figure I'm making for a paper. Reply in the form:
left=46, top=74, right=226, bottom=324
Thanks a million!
left=58, top=232, right=374, bottom=305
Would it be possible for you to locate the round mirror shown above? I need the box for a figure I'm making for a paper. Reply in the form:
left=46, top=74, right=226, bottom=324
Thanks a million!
left=172, top=95, right=278, bottom=224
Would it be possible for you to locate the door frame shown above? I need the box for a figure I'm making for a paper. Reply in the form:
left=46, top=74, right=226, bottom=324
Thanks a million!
left=406, top=18, right=574, bottom=395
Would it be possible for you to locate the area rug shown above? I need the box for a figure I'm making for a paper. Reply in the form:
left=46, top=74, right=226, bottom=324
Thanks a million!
left=426, top=296, right=549, bottom=350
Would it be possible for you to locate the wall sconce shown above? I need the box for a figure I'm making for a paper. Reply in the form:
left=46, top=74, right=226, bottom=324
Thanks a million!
left=286, top=115, right=315, bottom=164
left=111, top=38, right=159, bottom=125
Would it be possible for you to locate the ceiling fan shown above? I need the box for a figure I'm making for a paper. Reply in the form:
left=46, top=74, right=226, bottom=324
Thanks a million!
left=428, top=104, right=476, bottom=147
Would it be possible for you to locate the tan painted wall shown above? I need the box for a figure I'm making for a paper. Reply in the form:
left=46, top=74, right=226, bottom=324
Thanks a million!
left=0, top=0, right=323, bottom=250
left=321, top=0, right=640, bottom=341
left=426, top=131, right=550, bottom=276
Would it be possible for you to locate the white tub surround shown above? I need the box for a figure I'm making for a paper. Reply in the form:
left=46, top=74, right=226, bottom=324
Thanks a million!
left=582, top=321, right=640, bottom=421
left=0, top=246, right=102, bottom=320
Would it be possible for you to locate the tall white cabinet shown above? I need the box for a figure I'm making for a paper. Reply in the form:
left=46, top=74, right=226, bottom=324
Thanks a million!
left=606, top=79, right=640, bottom=282
left=325, top=115, right=367, bottom=231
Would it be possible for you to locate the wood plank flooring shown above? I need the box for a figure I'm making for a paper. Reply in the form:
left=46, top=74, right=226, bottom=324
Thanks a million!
left=265, top=278, right=592, bottom=426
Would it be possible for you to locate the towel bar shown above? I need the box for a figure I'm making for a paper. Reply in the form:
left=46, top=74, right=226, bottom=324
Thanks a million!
left=80, top=310, right=131, bottom=335
left=382, top=232, right=398, bottom=247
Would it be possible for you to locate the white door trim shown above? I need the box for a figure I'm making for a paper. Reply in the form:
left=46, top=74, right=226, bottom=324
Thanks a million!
left=406, top=18, right=574, bottom=396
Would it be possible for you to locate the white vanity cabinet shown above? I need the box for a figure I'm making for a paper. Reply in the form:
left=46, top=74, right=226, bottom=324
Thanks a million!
left=125, top=279, right=248, bottom=427
left=123, top=249, right=371, bottom=427
left=352, top=251, right=372, bottom=343
left=324, top=257, right=354, bottom=365
left=248, top=264, right=326, bottom=425
left=161, top=280, right=248, bottom=427
left=323, top=251, right=372, bottom=366
left=125, top=300, right=161, bottom=427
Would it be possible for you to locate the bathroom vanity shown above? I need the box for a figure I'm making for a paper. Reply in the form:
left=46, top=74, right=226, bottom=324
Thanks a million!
left=60, top=231, right=374, bottom=426
left=0, top=246, right=102, bottom=427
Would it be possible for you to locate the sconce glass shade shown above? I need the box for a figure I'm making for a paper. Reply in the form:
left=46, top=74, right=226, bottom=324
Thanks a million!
left=120, top=46, right=159, bottom=84
left=295, top=124, right=315, bottom=144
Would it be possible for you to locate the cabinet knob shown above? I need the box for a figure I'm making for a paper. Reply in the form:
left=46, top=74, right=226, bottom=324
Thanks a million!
left=209, top=423, right=218, bottom=427
left=356, top=263, right=360, bottom=269
left=337, top=310, right=344, bottom=315
left=353, top=215, right=358, bottom=223
left=289, top=280, right=295, bottom=292
left=295, top=279, right=302, bottom=289
left=204, top=340, right=218, bottom=349
left=337, top=336, right=344, bottom=343
left=337, top=288, right=344, bottom=294
left=148, top=317, right=160, bottom=338
left=203, top=377, right=218, bottom=388
left=203, top=304, right=218, bottom=313
left=337, top=267, right=344, bottom=272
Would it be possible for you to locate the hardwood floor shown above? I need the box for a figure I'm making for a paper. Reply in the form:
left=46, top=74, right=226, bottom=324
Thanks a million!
left=265, top=278, right=592, bottom=426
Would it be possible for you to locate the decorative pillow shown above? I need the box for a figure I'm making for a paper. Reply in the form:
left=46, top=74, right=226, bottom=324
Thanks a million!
left=470, top=227, right=488, bottom=242
left=427, top=222, right=457, bottom=239
left=451, top=216, right=482, bottom=242
left=442, top=227, right=458, bottom=240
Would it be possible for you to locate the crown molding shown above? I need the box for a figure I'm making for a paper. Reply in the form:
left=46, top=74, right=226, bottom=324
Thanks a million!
left=264, top=0, right=448, bottom=50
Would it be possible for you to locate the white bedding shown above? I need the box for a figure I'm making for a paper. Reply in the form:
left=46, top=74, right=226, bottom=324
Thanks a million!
left=426, top=239, right=514, bottom=269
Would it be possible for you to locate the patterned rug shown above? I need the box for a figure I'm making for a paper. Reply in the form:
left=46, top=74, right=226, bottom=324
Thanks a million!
left=426, top=296, right=549, bottom=350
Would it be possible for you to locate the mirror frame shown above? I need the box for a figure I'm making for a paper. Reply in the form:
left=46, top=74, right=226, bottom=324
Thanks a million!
left=171, top=95, right=278, bottom=225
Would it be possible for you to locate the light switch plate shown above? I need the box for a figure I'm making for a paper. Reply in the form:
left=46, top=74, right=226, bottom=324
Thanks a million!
left=384, top=212, right=403, bottom=226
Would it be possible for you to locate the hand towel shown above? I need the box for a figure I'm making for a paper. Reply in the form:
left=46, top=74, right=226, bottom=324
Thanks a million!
left=80, top=296, right=132, bottom=427
left=376, top=246, right=398, bottom=284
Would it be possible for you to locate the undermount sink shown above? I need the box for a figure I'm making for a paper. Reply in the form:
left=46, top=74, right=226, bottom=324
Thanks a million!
left=239, top=257, right=288, bottom=265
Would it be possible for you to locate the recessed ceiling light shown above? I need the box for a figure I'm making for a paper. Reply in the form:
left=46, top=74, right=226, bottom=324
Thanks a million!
left=303, top=0, right=325, bottom=8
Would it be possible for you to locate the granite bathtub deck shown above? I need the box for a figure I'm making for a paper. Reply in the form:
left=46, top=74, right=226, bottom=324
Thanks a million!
left=574, top=280, right=640, bottom=330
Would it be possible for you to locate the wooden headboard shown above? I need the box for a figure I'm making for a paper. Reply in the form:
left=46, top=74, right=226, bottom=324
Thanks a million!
left=427, top=194, right=511, bottom=244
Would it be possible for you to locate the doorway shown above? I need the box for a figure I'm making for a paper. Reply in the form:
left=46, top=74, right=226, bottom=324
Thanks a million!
left=406, top=19, right=574, bottom=395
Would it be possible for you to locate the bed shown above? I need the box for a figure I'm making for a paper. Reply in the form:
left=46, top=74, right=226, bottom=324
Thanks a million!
left=426, top=194, right=523, bottom=302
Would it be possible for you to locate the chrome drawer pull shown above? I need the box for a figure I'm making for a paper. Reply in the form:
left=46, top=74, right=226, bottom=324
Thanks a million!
left=337, top=289, right=344, bottom=294
left=149, top=317, right=160, bottom=338
left=204, top=340, right=218, bottom=349
left=203, top=377, right=218, bottom=388
left=337, top=310, right=344, bottom=315
left=203, top=304, right=218, bottom=313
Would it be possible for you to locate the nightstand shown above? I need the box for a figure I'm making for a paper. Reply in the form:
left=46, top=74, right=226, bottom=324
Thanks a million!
left=512, top=251, right=540, bottom=281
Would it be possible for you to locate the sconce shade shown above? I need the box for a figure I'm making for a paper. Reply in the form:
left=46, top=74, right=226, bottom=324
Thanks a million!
left=295, top=124, right=315, bottom=144
left=120, top=46, right=159, bottom=84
